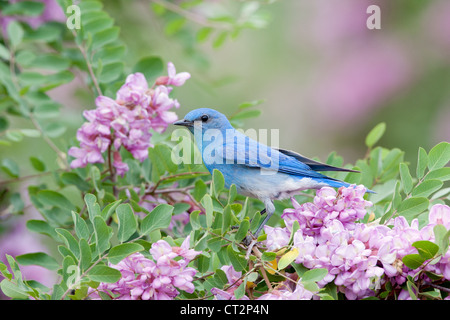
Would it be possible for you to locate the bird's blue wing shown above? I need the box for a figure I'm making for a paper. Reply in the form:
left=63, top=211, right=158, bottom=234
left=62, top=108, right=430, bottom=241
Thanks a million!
left=219, top=134, right=329, bottom=180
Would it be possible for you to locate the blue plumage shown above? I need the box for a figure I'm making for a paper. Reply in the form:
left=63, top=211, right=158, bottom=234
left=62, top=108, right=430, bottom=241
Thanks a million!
left=174, top=108, right=371, bottom=237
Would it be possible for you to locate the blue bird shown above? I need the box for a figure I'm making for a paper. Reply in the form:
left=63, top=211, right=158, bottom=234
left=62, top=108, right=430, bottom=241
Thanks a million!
left=174, top=108, right=371, bottom=238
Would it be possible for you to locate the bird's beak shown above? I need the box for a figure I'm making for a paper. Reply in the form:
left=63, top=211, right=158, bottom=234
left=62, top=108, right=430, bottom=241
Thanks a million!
left=173, top=119, right=194, bottom=127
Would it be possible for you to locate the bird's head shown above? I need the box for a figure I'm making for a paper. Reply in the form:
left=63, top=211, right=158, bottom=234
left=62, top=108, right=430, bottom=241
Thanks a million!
left=173, top=108, right=232, bottom=133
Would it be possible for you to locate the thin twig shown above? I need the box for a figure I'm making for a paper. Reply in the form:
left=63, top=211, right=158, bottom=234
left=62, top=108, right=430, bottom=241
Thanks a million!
left=150, top=0, right=233, bottom=31
left=0, top=169, right=65, bottom=186
left=428, top=283, right=450, bottom=294
left=29, top=113, right=68, bottom=169
left=71, top=30, right=102, bottom=97
left=258, top=265, right=273, bottom=291
left=149, top=171, right=209, bottom=193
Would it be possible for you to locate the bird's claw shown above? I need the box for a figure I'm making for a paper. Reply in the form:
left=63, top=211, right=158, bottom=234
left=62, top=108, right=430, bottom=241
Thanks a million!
left=242, top=234, right=254, bottom=246
left=241, top=234, right=258, bottom=259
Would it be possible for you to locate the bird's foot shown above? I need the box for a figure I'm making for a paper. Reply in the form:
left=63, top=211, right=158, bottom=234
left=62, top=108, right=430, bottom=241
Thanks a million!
left=242, top=234, right=254, bottom=246
left=241, top=233, right=258, bottom=259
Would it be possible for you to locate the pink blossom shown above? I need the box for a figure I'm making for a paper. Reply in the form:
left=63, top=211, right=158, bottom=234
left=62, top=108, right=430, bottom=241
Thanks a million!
left=428, top=204, right=450, bottom=228
left=210, top=265, right=249, bottom=300
left=69, top=63, right=190, bottom=175
left=172, top=236, right=202, bottom=262
left=258, top=281, right=314, bottom=300
left=264, top=226, right=290, bottom=251
left=89, top=238, right=199, bottom=300
left=167, top=62, right=191, bottom=87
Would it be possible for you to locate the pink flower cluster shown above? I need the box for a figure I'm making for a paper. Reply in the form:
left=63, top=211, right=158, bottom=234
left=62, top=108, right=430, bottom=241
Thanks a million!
left=68, top=62, right=190, bottom=176
left=258, top=281, right=314, bottom=300
left=210, top=265, right=314, bottom=300
left=89, top=236, right=200, bottom=300
left=263, top=185, right=450, bottom=300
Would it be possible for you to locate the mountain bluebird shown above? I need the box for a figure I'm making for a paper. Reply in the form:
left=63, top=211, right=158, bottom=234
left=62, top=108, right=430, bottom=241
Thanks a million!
left=174, top=108, right=370, bottom=239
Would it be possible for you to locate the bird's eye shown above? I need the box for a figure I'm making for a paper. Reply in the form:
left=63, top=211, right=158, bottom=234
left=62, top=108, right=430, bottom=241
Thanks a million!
left=201, top=115, right=209, bottom=122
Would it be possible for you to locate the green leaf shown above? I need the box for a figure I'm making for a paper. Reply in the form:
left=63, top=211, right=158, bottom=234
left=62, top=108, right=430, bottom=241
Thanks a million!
left=192, top=179, right=208, bottom=202
left=108, top=243, right=144, bottom=265
left=42, top=122, right=66, bottom=138
left=0, top=116, right=9, bottom=132
left=90, top=27, right=120, bottom=51
left=98, top=62, right=123, bottom=83
left=412, top=180, right=443, bottom=198
left=93, top=216, right=113, bottom=256
left=428, top=142, right=450, bottom=171
left=56, top=228, right=80, bottom=259
left=25, top=22, right=62, bottom=42
left=207, top=236, right=227, bottom=252
left=228, top=184, right=237, bottom=204
left=165, top=17, right=186, bottom=35
left=213, top=31, right=228, bottom=49
left=7, top=21, right=24, bottom=48
left=365, top=122, right=386, bottom=148
left=61, top=172, right=91, bottom=192
left=399, top=163, right=413, bottom=194
left=84, top=17, right=114, bottom=34
left=222, top=205, right=232, bottom=234
left=234, top=280, right=246, bottom=300
left=402, top=254, right=425, bottom=270
left=29, top=157, right=46, bottom=172
left=231, top=109, right=261, bottom=121
left=226, top=245, right=247, bottom=272
left=85, top=193, right=101, bottom=222
left=148, top=144, right=178, bottom=176
left=37, top=190, right=75, bottom=210
left=30, top=54, right=70, bottom=71
left=16, top=252, right=58, bottom=270
left=234, top=219, right=250, bottom=243
left=132, top=56, right=163, bottom=83
left=5, top=130, right=23, bottom=142
left=426, top=167, right=450, bottom=182
left=79, top=238, right=92, bottom=272
left=196, top=27, right=213, bottom=42
left=2, top=1, right=44, bottom=16
left=0, top=43, right=9, bottom=61
left=416, top=147, right=428, bottom=179
left=140, top=204, right=173, bottom=235
left=93, top=45, right=126, bottom=65
left=87, top=266, right=121, bottom=283
left=19, top=129, right=40, bottom=138
left=412, top=240, right=439, bottom=260
left=301, top=268, right=328, bottom=283
left=196, top=254, right=211, bottom=273
left=116, top=204, right=137, bottom=243
left=212, top=169, right=225, bottom=199
left=101, top=199, right=122, bottom=221
left=0, top=262, right=12, bottom=280
left=201, top=194, right=214, bottom=228
left=261, top=251, right=276, bottom=262
left=71, top=211, right=90, bottom=241
left=189, top=210, right=201, bottom=230
left=0, top=280, right=28, bottom=299
left=1, top=158, right=19, bottom=178
left=407, top=279, right=419, bottom=300
left=37, top=190, right=75, bottom=212
left=397, top=197, right=429, bottom=222
left=26, top=219, right=58, bottom=239
left=238, top=99, right=265, bottom=109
